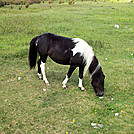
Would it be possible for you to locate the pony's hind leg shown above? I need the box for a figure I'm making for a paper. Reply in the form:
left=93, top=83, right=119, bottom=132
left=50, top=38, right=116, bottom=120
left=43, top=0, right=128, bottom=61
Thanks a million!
left=37, top=58, right=42, bottom=79
left=40, top=56, right=50, bottom=85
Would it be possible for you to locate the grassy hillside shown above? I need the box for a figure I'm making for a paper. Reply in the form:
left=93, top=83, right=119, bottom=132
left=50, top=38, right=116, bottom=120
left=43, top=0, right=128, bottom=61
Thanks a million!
left=0, top=2, right=134, bottom=134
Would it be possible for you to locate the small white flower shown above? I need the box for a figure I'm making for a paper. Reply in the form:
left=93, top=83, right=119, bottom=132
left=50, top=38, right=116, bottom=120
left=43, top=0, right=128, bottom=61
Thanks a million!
left=115, top=24, right=119, bottom=29
left=131, top=53, right=133, bottom=56
left=43, top=89, right=46, bottom=91
left=130, top=28, right=133, bottom=30
left=94, top=126, right=99, bottom=129
left=115, top=113, right=119, bottom=116
left=18, top=76, right=21, bottom=80
left=99, top=97, right=104, bottom=99
left=98, top=124, right=103, bottom=128
left=111, top=98, right=114, bottom=101
left=91, top=123, right=97, bottom=126
left=125, top=26, right=128, bottom=28
left=47, top=67, right=49, bottom=69
left=105, top=58, right=107, bottom=60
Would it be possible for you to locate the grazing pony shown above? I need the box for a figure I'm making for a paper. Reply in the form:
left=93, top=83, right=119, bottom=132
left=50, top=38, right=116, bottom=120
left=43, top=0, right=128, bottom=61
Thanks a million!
left=28, top=33, right=105, bottom=96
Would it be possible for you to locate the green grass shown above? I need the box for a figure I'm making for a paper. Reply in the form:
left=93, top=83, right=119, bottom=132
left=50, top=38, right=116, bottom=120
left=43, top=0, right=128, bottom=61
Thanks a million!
left=0, top=1, right=134, bottom=134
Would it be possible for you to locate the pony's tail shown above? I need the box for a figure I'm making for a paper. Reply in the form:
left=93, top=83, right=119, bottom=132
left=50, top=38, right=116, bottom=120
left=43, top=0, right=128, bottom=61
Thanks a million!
left=28, top=36, right=38, bottom=69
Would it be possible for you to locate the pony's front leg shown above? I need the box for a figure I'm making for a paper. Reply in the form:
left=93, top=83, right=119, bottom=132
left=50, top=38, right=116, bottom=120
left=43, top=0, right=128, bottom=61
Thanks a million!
left=40, top=61, right=50, bottom=85
left=62, top=65, right=77, bottom=89
left=79, top=66, right=86, bottom=91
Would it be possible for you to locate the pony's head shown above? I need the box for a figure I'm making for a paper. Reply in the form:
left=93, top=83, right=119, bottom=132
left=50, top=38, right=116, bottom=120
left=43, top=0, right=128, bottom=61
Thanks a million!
left=91, top=67, right=105, bottom=96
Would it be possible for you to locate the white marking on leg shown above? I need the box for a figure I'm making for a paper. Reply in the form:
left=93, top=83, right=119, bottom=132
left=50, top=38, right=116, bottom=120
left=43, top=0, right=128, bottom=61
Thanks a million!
left=62, top=75, right=69, bottom=89
left=37, top=73, right=42, bottom=79
left=78, top=78, right=85, bottom=91
left=40, top=61, right=49, bottom=84
left=72, top=38, right=94, bottom=75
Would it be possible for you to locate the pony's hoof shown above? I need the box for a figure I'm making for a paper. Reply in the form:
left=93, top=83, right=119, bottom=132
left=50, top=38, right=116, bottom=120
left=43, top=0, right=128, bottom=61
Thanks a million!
left=82, top=89, right=86, bottom=91
left=79, top=87, right=86, bottom=91
left=62, top=86, right=67, bottom=89
left=46, top=83, right=50, bottom=85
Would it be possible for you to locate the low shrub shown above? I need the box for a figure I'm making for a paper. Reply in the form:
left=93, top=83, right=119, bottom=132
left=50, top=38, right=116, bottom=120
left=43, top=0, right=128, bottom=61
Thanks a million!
left=68, top=0, right=72, bottom=5
left=0, top=0, right=5, bottom=7
left=0, top=0, right=42, bottom=7
left=18, top=5, right=22, bottom=10
left=59, top=0, right=64, bottom=4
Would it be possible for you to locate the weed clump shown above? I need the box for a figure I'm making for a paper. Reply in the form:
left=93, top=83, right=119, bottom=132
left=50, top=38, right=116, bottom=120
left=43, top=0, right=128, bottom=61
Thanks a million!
left=18, top=5, right=22, bottom=10
left=59, top=0, right=64, bottom=4
left=25, top=2, right=29, bottom=8
left=10, top=4, right=14, bottom=9
left=48, top=0, right=53, bottom=4
left=68, top=0, right=72, bottom=5
left=0, top=0, right=5, bottom=7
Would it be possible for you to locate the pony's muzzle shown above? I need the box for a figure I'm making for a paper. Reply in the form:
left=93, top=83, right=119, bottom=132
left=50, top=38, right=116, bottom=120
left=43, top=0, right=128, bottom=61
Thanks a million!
left=96, top=92, right=104, bottom=96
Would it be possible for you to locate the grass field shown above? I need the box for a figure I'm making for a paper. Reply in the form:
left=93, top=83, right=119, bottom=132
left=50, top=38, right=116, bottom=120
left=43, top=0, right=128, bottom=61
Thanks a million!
left=0, top=1, right=134, bottom=134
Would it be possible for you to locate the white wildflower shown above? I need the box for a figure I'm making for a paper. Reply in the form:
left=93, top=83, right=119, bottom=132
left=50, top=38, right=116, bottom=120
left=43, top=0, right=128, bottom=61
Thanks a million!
left=43, top=89, right=47, bottom=91
left=99, top=97, right=104, bottom=99
left=98, top=124, right=103, bottom=128
left=115, top=24, right=119, bottom=29
left=91, top=123, right=97, bottom=126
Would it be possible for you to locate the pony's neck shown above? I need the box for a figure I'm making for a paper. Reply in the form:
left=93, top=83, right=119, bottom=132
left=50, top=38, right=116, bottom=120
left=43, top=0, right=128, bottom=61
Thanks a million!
left=89, top=56, right=100, bottom=76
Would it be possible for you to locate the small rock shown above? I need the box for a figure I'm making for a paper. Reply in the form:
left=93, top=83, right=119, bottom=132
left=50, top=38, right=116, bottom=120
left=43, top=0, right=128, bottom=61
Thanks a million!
left=115, top=113, right=119, bottom=116
left=18, top=76, right=21, bottom=80
left=79, top=122, right=82, bottom=126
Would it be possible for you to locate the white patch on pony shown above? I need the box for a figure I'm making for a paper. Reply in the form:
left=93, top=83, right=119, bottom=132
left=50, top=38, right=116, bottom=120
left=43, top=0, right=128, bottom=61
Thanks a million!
left=72, top=38, right=94, bottom=75
left=40, top=61, right=49, bottom=84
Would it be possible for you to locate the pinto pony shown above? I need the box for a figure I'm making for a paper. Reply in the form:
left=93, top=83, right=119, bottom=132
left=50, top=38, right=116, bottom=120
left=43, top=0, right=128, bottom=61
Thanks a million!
left=28, top=33, right=105, bottom=96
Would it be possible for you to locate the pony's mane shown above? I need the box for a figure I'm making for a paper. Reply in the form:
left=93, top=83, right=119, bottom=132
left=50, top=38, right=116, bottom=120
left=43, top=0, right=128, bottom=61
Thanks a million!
left=72, top=38, right=94, bottom=75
